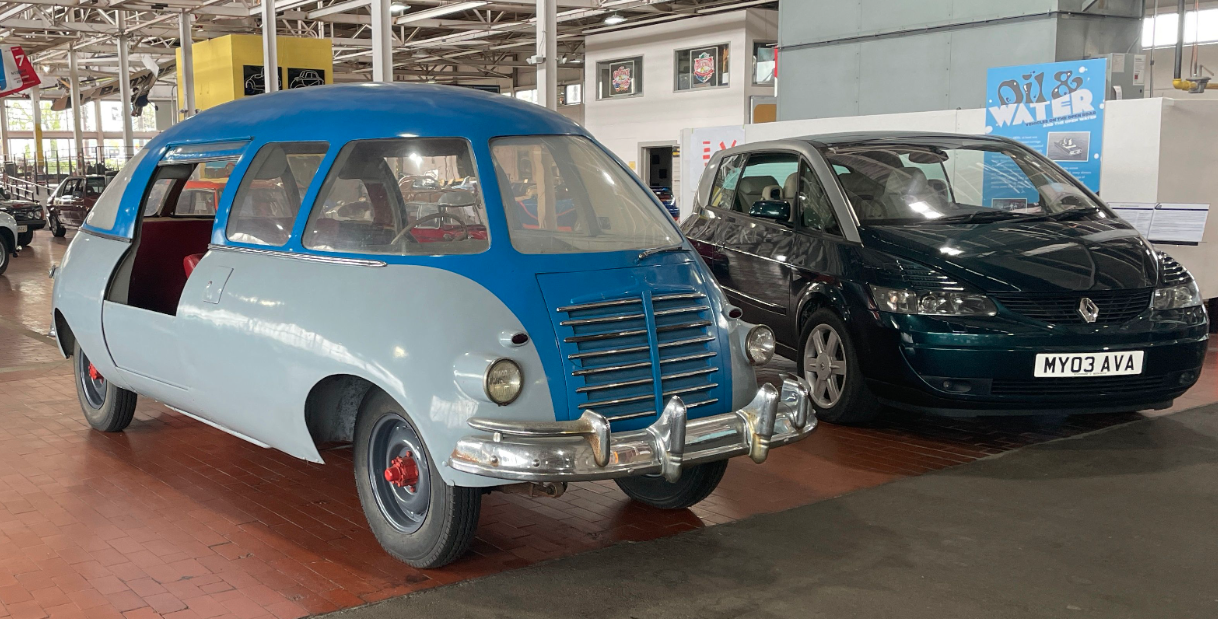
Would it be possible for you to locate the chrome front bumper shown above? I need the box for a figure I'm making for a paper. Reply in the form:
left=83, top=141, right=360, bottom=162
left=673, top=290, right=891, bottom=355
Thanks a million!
left=449, top=374, right=816, bottom=483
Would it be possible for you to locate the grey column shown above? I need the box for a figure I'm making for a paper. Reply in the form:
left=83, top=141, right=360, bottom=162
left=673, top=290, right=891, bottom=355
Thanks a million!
left=535, top=0, right=557, bottom=110
left=180, top=10, right=196, bottom=117
left=262, top=0, right=279, bottom=93
left=370, top=0, right=393, bottom=82
left=0, top=100, right=8, bottom=165
left=116, top=12, right=135, bottom=158
left=69, top=48, right=85, bottom=173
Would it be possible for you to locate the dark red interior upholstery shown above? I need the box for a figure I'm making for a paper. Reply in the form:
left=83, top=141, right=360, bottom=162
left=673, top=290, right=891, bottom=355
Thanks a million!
left=127, top=219, right=213, bottom=315
left=183, top=253, right=204, bottom=278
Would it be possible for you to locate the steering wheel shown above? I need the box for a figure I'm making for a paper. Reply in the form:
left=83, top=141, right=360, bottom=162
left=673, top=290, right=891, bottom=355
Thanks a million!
left=389, top=212, right=470, bottom=245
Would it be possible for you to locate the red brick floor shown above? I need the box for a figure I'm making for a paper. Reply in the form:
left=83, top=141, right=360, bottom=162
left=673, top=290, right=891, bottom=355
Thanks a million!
left=0, top=232, right=1214, bottom=619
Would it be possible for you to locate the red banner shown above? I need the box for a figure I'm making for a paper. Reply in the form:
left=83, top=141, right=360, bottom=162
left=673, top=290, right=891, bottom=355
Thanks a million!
left=0, top=45, right=42, bottom=98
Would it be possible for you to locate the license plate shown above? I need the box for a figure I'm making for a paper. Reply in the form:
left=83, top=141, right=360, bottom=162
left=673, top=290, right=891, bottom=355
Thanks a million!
left=16, top=225, right=27, bottom=233
left=1034, top=351, right=1144, bottom=378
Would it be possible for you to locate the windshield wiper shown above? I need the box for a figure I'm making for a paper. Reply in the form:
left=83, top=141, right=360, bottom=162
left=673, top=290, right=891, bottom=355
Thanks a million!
left=1047, top=205, right=1100, bottom=220
left=934, top=210, right=1038, bottom=224
left=638, top=242, right=687, bottom=262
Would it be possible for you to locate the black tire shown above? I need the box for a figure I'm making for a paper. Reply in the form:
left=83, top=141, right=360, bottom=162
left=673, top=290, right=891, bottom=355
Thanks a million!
left=73, top=341, right=138, bottom=432
left=17, top=231, right=33, bottom=247
left=615, top=460, right=728, bottom=510
left=797, top=308, right=882, bottom=424
left=353, top=390, right=481, bottom=569
left=51, top=215, right=66, bottom=237
left=0, top=236, right=10, bottom=276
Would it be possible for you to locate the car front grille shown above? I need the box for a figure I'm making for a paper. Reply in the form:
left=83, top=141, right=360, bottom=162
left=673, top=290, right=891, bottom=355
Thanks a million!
left=993, top=289, right=1153, bottom=325
left=990, top=374, right=1170, bottom=396
left=558, top=291, right=721, bottom=422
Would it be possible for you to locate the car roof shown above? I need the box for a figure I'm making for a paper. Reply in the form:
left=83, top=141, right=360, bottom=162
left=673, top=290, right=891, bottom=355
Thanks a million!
left=792, top=131, right=1015, bottom=149
left=149, top=82, right=586, bottom=150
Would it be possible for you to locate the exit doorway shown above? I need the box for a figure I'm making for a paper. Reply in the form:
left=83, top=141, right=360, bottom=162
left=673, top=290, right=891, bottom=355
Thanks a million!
left=641, top=144, right=675, bottom=191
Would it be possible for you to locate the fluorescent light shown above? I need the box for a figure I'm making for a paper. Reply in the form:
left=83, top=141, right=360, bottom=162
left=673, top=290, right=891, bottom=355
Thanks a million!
left=603, top=13, right=626, bottom=26
left=391, top=2, right=409, bottom=15
left=395, top=1, right=487, bottom=24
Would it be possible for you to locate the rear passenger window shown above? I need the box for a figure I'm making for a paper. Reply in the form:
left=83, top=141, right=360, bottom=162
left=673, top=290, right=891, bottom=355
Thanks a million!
left=226, top=142, right=328, bottom=246
left=735, top=152, right=799, bottom=215
left=796, top=163, right=840, bottom=235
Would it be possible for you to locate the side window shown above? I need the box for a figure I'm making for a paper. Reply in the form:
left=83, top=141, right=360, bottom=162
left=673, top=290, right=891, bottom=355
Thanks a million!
left=226, top=142, right=328, bottom=246
left=706, top=154, right=744, bottom=210
left=303, top=138, right=488, bottom=256
left=735, top=152, right=798, bottom=216
left=143, top=178, right=177, bottom=216
left=84, top=148, right=147, bottom=230
left=797, top=163, right=840, bottom=235
left=140, top=161, right=236, bottom=218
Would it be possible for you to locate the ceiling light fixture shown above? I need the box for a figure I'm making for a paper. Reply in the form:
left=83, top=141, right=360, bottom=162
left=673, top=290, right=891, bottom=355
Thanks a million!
left=394, top=0, right=486, bottom=24
left=603, top=13, right=626, bottom=26
left=390, top=2, right=409, bottom=15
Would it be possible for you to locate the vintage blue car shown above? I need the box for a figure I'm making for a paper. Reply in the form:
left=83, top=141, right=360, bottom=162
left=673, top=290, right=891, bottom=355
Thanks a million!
left=50, top=84, right=815, bottom=568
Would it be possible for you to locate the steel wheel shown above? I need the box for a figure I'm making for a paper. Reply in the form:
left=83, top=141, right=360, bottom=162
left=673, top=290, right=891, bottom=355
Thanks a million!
left=77, top=350, right=108, bottom=410
left=803, top=323, right=847, bottom=408
left=367, top=413, right=431, bottom=534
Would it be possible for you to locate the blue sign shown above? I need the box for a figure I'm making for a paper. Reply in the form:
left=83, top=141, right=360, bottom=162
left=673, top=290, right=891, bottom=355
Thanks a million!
left=984, top=58, right=1107, bottom=202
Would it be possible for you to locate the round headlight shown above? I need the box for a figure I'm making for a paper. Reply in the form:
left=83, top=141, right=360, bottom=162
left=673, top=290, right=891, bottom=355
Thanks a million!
left=745, top=325, right=776, bottom=366
left=484, top=358, right=523, bottom=405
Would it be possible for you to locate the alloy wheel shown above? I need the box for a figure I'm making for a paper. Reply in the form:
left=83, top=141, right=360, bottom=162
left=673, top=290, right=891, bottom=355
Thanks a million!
left=367, top=414, right=431, bottom=534
left=803, top=323, right=847, bottom=408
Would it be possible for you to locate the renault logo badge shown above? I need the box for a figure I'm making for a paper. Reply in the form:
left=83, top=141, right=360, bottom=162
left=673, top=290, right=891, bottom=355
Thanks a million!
left=1079, top=297, right=1099, bottom=323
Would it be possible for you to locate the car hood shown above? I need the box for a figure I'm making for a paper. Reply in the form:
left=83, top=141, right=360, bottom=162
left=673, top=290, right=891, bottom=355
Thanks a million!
left=859, top=217, right=1159, bottom=293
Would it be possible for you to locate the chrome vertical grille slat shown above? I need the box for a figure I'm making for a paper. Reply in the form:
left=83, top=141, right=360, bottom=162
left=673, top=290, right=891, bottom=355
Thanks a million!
left=558, top=289, right=723, bottom=424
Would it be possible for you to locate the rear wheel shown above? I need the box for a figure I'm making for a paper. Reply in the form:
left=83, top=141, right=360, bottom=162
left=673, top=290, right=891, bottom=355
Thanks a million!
left=73, top=342, right=138, bottom=432
left=797, top=308, right=881, bottom=424
left=615, top=460, right=728, bottom=510
left=353, top=390, right=481, bottom=568
left=17, top=231, right=33, bottom=247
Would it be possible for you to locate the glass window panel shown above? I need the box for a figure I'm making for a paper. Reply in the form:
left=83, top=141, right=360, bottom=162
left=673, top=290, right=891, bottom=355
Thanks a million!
left=228, top=142, right=328, bottom=246
left=597, top=56, right=643, bottom=99
left=85, top=148, right=148, bottom=230
left=491, top=135, right=677, bottom=254
left=674, top=44, right=730, bottom=91
left=304, top=138, right=488, bottom=255
left=753, top=41, right=777, bottom=85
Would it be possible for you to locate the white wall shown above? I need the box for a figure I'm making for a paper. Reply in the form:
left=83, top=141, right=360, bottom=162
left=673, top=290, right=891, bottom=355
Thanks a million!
left=583, top=9, right=777, bottom=199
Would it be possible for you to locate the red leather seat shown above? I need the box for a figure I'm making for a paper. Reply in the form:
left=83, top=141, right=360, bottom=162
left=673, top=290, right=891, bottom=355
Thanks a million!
left=183, top=253, right=204, bottom=277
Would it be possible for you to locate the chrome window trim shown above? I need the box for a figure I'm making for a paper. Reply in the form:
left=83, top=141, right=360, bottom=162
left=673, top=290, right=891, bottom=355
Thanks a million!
left=80, top=228, right=133, bottom=244
left=208, top=244, right=387, bottom=267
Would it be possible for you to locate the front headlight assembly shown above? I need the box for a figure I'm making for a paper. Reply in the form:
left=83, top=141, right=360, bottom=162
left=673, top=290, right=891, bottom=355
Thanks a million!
left=870, top=285, right=998, bottom=317
left=1152, top=280, right=1202, bottom=310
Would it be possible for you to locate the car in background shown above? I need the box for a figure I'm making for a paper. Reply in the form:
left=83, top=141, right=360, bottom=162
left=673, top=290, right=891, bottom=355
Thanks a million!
left=651, top=185, right=679, bottom=219
left=683, top=132, right=1207, bottom=424
left=0, top=197, right=45, bottom=247
left=47, top=175, right=109, bottom=236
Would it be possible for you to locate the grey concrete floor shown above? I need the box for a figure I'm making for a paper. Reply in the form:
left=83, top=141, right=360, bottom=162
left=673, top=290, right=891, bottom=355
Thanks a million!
left=322, top=405, right=1218, bottom=619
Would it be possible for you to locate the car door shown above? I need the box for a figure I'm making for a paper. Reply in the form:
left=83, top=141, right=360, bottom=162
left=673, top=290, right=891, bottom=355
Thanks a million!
left=785, top=160, right=850, bottom=347
left=712, top=151, right=801, bottom=326
left=55, top=179, right=82, bottom=226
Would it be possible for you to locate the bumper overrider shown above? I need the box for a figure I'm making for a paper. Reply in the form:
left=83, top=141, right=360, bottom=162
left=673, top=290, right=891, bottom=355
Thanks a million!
left=449, top=374, right=816, bottom=483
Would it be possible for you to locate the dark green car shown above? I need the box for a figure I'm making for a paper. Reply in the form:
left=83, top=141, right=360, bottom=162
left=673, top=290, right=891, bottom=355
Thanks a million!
left=683, top=132, right=1207, bottom=423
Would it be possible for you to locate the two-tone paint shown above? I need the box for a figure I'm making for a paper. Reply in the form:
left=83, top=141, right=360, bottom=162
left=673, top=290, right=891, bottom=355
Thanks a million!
left=51, top=83, right=775, bottom=488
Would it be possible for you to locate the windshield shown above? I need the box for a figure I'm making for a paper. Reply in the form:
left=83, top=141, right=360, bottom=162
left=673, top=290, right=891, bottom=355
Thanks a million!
left=490, top=135, right=678, bottom=254
left=824, top=142, right=1104, bottom=226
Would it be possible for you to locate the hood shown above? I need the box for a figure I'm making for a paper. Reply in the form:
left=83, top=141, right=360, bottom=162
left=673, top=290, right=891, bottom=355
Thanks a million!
left=859, top=217, right=1159, bottom=293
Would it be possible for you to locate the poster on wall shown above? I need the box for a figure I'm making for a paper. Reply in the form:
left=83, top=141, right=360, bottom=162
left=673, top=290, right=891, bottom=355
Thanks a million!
left=984, top=58, right=1107, bottom=204
left=610, top=60, right=635, bottom=96
left=287, top=68, right=326, bottom=89
left=691, top=47, right=718, bottom=88
left=243, top=65, right=284, bottom=96
left=0, top=45, right=41, bottom=97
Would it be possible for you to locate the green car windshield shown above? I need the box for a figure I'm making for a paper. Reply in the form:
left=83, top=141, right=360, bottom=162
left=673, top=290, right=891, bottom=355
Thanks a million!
left=824, top=142, right=1106, bottom=226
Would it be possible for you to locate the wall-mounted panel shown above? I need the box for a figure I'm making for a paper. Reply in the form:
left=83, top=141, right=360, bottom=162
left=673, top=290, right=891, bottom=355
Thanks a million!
left=857, top=32, right=951, bottom=116
left=947, top=20, right=1058, bottom=110
left=778, top=0, right=860, bottom=46
left=776, top=44, right=861, bottom=121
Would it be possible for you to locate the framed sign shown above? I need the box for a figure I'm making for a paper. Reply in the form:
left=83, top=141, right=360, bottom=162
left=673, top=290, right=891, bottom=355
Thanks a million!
left=611, top=60, right=635, bottom=96
left=598, top=56, right=643, bottom=99
left=243, top=65, right=283, bottom=96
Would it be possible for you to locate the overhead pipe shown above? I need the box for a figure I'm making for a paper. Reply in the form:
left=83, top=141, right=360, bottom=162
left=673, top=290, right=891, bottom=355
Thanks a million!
left=1171, top=0, right=1216, bottom=91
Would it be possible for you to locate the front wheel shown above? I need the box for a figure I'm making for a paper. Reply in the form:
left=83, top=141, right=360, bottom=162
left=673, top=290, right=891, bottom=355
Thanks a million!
left=73, top=342, right=138, bottom=432
left=615, top=460, right=727, bottom=510
left=50, top=215, right=66, bottom=237
left=17, top=231, right=33, bottom=247
left=797, top=308, right=882, bottom=424
left=353, top=390, right=481, bottom=569
left=0, top=236, right=9, bottom=275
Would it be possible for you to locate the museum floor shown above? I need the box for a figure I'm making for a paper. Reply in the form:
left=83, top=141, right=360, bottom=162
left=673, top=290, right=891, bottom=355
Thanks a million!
left=1, top=233, right=1214, bottom=619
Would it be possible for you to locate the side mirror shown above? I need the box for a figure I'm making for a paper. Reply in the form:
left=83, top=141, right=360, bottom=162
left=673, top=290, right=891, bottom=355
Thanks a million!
left=749, top=200, right=791, bottom=223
